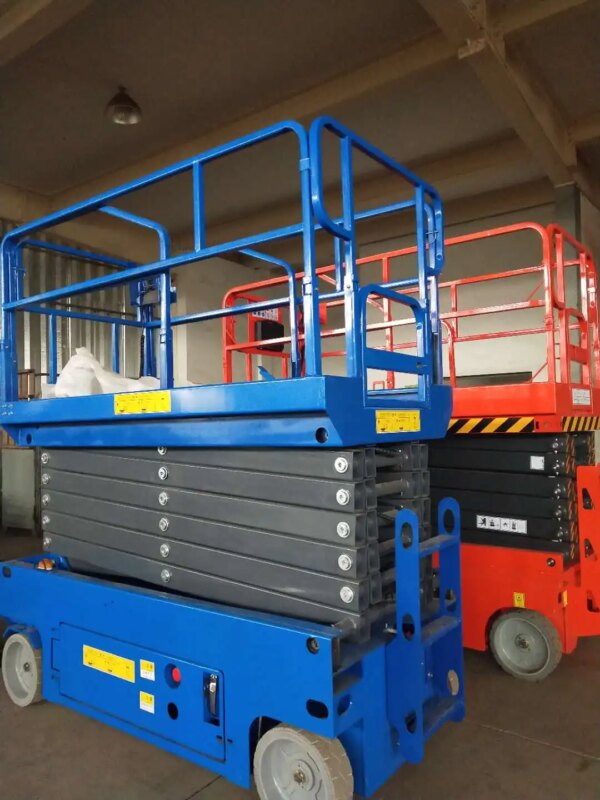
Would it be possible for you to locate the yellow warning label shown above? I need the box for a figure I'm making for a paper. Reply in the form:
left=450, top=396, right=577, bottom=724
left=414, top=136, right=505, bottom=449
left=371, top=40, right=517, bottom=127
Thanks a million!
left=114, top=390, right=172, bottom=416
left=83, top=645, right=135, bottom=683
left=139, top=691, right=155, bottom=714
left=376, top=410, right=421, bottom=434
left=513, top=592, right=526, bottom=608
left=140, top=659, right=155, bottom=681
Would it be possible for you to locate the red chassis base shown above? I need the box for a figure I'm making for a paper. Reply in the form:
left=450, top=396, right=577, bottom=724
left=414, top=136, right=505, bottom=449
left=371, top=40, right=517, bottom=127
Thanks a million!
left=461, top=465, right=600, bottom=659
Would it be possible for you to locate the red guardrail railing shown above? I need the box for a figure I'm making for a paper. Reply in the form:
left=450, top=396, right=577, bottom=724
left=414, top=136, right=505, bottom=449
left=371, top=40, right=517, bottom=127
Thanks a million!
left=222, top=223, right=600, bottom=409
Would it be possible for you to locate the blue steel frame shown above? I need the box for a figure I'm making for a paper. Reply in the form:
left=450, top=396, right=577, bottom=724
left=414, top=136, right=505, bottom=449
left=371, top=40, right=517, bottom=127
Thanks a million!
left=0, top=117, right=450, bottom=448
left=0, top=499, right=463, bottom=798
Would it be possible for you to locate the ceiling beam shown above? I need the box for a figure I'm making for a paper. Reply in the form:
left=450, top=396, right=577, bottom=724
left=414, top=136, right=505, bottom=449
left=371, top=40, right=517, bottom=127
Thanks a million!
left=0, top=0, right=91, bottom=67
left=496, top=0, right=595, bottom=35
left=418, top=0, right=600, bottom=209
left=419, top=0, right=574, bottom=183
left=570, top=111, right=600, bottom=144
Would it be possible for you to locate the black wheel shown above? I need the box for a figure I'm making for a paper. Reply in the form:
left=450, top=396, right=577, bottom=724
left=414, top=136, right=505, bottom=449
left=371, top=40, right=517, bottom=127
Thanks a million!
left=489, top=609, right=562, bottom=681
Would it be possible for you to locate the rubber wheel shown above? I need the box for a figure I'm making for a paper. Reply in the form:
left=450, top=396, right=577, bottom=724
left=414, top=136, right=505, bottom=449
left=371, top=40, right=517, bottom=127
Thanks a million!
left=489, top=610, right=562, bottom=681
left=254, top=724, right=353, bottom=800
left=1, top=632, right=43, bottom=707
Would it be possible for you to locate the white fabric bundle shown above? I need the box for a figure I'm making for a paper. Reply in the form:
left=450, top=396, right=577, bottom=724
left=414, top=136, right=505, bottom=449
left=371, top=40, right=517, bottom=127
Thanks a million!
left=52, top=347, right=159, bottom=397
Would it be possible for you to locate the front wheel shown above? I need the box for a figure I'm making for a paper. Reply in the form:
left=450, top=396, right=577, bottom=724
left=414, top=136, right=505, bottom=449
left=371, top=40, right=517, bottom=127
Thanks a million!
left=253, top=724, right=353, bottom=800
left=489, top=610, right=562, bottom=681
left=2, top=632, right=43, bottom=706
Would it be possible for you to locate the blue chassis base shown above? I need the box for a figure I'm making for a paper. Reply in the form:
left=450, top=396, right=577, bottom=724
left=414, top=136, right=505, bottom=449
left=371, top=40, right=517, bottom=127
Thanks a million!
left=0, top=505, right=464, bottom=798
left=1, top=377, right=451, bottom=448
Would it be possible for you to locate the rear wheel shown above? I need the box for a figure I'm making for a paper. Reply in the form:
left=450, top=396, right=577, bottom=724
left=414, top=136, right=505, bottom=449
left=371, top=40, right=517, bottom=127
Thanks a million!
left=2, top=632, right=43, bottom=706
left=254, top=724, right=353, bottom=800
left=489, top=610, right=562, bottom=681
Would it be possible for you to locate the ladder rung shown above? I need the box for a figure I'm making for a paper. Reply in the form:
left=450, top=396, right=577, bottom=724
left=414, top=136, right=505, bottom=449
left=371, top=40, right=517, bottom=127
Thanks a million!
left=421, top=614, right=460, bottom=647
left=419, top=533, right=455, bottom=558
left=424, top=697, right=462, bottom=740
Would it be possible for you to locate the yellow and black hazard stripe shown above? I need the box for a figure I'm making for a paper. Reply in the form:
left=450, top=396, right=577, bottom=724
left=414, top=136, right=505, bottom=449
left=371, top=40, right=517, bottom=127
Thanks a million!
left=562, top=415, right=600, bottom=432
left=447, top=416, right=535, bottom=435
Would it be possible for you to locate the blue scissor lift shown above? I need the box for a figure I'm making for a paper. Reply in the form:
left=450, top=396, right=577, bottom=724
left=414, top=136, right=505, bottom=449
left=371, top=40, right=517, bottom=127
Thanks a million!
left=0, top=118, right=463, bottom=799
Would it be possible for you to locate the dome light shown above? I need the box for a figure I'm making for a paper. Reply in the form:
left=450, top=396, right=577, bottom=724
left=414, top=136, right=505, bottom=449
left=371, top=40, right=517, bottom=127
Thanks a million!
left=106, top=86, right=142, bottom=126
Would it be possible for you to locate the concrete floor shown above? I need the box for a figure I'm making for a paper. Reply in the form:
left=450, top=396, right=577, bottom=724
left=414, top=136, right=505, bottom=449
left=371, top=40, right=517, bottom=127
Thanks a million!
left=1, top=534, right=600, bottom=800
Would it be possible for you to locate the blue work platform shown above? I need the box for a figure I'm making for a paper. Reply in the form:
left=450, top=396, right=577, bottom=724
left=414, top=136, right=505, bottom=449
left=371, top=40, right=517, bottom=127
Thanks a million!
left=0, top=117, right=449, bottom=448
left=0, top=117, right=463, bottom=799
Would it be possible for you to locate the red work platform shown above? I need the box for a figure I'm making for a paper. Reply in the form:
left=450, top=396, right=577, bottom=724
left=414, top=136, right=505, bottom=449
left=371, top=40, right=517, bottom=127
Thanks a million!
left=223, top=222, right=600, bottom=433
left=428, top=222, right=600, bottom=679
left=222, top=221, right=600, bottom=681
left=443, top=223, right=600, bottom=435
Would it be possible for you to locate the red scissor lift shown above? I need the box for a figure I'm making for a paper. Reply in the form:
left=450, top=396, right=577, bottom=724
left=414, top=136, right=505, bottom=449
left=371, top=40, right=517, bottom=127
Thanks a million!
left=222, top=222, right=600, bottom=681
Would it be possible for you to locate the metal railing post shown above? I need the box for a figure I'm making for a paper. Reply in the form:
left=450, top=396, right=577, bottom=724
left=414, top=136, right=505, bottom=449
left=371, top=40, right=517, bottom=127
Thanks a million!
left=48, top=314, right=58, bottom=384
left=159, top=272, right=174, bottom=389
left=111, top=323, right=121, bottom=374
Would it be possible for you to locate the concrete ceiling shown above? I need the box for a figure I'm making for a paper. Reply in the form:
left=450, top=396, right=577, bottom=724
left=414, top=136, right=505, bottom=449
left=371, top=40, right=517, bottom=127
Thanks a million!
left=508, top=6, right=600, bottom=130
left=114, top=58, right=516, bottom=236
left=0, top=0, right=599, bottom=261
left=0, top=0, right=434, bottom=193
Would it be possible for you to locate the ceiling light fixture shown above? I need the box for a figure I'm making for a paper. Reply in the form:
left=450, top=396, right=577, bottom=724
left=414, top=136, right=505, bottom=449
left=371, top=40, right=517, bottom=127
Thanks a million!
left=105, top=86, right=142, bottom=126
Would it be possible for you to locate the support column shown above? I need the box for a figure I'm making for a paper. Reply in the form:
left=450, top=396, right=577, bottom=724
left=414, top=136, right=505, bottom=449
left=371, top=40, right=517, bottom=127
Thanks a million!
left=554, top=183, right=581, bottom=240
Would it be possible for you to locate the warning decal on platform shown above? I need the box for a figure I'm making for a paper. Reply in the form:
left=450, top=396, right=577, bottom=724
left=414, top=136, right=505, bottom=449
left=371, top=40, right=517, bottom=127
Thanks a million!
left=140, top=691, right=155, bottom=714
left=83, top=645, right=135, bottom=683
left=448, top=416, right=534, bottom=435
left=114, top=390, right=172, bottom=416
left=376, top=410, right=421, bottom=434
left=140, top=659, right=155, bottom=682
left=562, top=415, right=600, bottom=432
left=572, top=388, right=591, bottom=406
left=476, top=515, right=527, bottom=535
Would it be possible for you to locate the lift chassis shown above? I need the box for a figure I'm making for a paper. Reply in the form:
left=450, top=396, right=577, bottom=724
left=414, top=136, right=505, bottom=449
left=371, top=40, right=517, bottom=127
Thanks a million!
left=0, top=500, right=462, bottom=798
left=461, top=465, right=600, bottom=672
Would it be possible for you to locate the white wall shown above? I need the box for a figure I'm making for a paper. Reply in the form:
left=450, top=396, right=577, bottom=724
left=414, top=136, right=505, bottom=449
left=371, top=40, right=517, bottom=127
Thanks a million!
left=2, top=449, right=35, bottom=531
left=172, top=257, right=272, bottom=386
